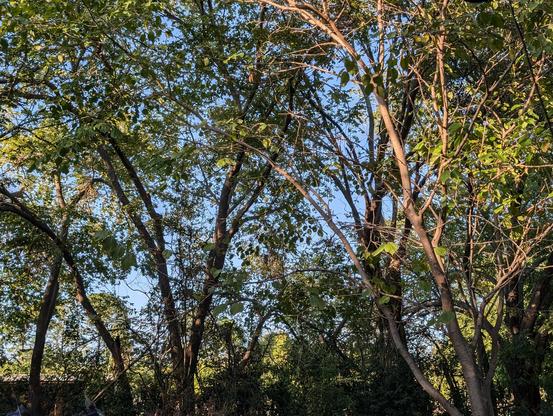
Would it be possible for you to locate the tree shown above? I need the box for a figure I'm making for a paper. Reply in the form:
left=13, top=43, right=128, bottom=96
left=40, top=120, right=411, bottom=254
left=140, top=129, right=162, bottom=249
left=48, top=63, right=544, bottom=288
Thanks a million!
left=1, top=0, right=552, bottom=415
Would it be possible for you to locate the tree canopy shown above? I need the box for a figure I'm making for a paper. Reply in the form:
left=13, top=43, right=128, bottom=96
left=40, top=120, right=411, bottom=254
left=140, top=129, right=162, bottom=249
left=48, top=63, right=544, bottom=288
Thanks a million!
left=0, top=0, right=552, bottom=415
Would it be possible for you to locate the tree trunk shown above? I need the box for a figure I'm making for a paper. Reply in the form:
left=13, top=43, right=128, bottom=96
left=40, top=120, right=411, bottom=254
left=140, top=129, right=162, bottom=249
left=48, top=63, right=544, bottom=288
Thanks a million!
left=240, top=312, right=270, bottom=368
left=112, top=337, right=136, bottom=416
left=155, top=252, right=185, bottom=388
left=414, top=220, right=493, bottom=416
left=183, top=248, right=228, bottom=413
left=506, top=348, right=542, bottom=416
left=98, top=145, right=185, bottom=409
left=29, top=253, right=62, bottom=416
left=182, top=151, right=246, bottom=414
left=503, top=255, right=553, bottom=415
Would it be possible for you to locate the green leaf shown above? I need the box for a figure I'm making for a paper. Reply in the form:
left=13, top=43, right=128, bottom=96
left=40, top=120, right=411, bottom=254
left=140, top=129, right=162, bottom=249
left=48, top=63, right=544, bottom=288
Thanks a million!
left=309, top=294, right=326, bottom=309
left=103, top=236, right=118, bottom=251
left=210, top=268, right=222, bottom=278
left=361, top=288, right=372, bottom=298
left=223, top=51, right=245, bottom=64
left=203, top=242, right=215, bottom=252
left=344, top=58, right=356, bottom=73
left=412, top=258, right=430, bottom=273
left=388, top=67, right=398, bottom=82
left=436, top=310, right=455, bottom=324
left=382, top=242, right=398, bottom=255
left=216, top=157, right=234, bottom=168
left=212, top=304, right=227, bottom=316
left=361, top=74, right=374, bottom=93
left=400, top=55, right=409, bottom=71
left=340, top=71, right=350, bottom=86
left=373, top=242, right=398, bottom=256
left=230, top=302, right=244, bottom=315
left=419, top=279, right=432, bottom=293
left=377, top=295, right=391, bottom=305
left=94, top=230, right=111, bottom=241
left=477, top=11, right=503, bottom=28
left=257, top=122, right=268, bottom=132
left=306, top=286, right=320, bottom=295
left=121, top=252, right=137, bottom=270
left=434, top=246, right=447, bottom=257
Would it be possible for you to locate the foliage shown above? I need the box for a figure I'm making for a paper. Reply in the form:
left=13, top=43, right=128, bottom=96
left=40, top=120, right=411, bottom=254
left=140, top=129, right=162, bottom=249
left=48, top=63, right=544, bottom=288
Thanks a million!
left=0, top=0, right=552, bottom=415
